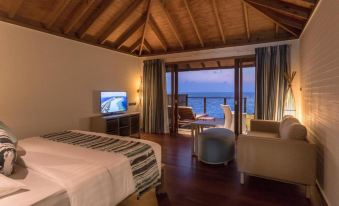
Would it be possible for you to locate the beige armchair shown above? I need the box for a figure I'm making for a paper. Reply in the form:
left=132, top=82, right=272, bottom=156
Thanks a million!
left=237, top=117, right=316, bottom=198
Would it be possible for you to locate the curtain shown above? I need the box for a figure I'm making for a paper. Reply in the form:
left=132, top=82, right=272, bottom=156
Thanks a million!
left=142, top=59, right=169, bottom=134
left=284, top=71, right=296, bottom=116
left=255, top=45, right=290, bottom=121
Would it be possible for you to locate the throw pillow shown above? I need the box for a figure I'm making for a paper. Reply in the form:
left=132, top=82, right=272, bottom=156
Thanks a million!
left=0, top=129, right=16, bottom=176
left=0, top=121, right=17, bottom=146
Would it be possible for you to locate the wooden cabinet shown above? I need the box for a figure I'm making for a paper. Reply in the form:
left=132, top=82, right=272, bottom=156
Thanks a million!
left=90, top=112, right=140, bottom=138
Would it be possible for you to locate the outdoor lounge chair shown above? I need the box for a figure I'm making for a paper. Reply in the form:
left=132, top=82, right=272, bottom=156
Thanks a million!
left=168, top=106, right=209, bottom=128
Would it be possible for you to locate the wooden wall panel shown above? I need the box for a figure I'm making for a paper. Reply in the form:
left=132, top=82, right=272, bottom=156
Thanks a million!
left=300, top=1, right=339, bottom=205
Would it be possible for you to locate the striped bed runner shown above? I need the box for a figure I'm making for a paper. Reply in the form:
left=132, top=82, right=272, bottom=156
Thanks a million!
left=41, top=131, right=160, bottom=196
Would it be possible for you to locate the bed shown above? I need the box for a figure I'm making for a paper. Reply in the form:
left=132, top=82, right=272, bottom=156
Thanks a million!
left=0, top=130, right=162, bottom=206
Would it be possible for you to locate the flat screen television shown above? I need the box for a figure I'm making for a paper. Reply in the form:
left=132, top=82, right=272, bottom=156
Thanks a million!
left=100, top=92, right=128, bottom=114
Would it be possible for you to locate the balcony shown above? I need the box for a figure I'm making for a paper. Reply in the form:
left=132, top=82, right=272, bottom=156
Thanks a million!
left=168, top=94, right=255, bottom=132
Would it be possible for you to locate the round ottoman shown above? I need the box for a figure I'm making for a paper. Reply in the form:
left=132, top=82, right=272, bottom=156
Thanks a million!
left=198, top=128, right=235, bottom=165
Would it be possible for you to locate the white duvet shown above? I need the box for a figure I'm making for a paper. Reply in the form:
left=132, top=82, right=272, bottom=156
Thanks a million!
left=17, top=130, right=161, bottom=206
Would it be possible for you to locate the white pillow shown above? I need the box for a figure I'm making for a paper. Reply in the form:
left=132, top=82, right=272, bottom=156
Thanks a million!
left=0, top=173, right=26, bottom=198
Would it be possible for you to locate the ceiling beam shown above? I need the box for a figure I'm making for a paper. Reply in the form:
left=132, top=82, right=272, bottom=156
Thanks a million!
left=302, top=0, right=317, bottom=5
left=98, top=0, right=144, bottom=45
left=144, top=39, right=153, bottom=53
left=130, top=38, right=142, bottom=53
left=250, top=1, right=304, bottom=30
left=139, top=0, right=152, bottom=56
left=243, top=0, right=300, bottom=37
left=183, top=0, right=204, bottom=47
left=211, top=0, right=225, bottom=44
left=77, top=0, right=115, bottom=39
left=45, top=0, right=72, bottom=29
left=245, top=0, right=310, bottom=20
left=8, top=0, right=24, bottom=18
left=63, top=0, right=97, bottom=34
left=217, top=61, right=221, bottom=67
left=159, top=0, right=184, bottom=49
left=115, top=14, right=146, bottom=49
left=149, top=15, right=168, bottom=52
left=242, top=2, right=250, bottom=40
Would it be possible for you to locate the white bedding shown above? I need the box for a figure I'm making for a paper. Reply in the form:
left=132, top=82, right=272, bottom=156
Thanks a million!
left=9, top=130, right=161, bottom=206
left=0, top=165, right=70, bottom=206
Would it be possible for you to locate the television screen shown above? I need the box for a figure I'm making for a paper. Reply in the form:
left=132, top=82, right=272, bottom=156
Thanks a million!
left=100, top=92, right=128, bottom=114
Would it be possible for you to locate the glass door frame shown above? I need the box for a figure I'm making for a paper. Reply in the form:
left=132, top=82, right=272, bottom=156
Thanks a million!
left=167, top=56, right=255, bottom=136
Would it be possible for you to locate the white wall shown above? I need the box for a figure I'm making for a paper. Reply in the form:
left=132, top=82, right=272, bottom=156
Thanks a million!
left=0, top=21, right=142, bottom=138
left=299, top=0, right=339, bottom=205
left=147, top=39, right=302, bottom=119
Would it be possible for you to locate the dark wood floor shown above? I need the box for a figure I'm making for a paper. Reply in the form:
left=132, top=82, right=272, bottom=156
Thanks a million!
left=142, top=133, right=313, bottom=206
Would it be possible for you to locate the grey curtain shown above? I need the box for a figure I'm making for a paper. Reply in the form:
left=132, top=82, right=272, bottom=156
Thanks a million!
left=255, top=45, right=291, bottom=121
left=142, top=59, right=169, bottom=134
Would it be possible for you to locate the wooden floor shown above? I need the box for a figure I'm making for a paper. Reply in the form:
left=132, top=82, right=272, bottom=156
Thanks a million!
left=141, top=133, right=313, bottom=206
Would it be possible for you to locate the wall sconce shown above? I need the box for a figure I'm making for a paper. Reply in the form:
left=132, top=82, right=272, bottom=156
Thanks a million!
left=137, top=76, right=143, bottom=104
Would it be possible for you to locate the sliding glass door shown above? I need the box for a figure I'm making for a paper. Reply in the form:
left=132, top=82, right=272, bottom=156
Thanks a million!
left=166, top=56, right=256, bottom=136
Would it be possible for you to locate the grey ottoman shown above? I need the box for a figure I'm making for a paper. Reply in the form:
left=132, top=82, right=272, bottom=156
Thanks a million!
left=198, top=128, right=235, bottom=165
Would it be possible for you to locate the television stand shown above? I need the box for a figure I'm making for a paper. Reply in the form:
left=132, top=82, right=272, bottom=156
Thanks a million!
left=90, top=112, right=140, bottom=138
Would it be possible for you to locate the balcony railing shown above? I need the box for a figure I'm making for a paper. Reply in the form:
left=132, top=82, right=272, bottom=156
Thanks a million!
left=167, top=94, right=249, bottom=118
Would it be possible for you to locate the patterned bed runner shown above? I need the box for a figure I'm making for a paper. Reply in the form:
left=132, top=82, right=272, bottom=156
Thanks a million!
left=41, top=131, right=160, bottom=196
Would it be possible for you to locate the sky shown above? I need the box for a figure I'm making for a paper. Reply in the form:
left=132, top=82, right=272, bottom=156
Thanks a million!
left=166, top=67, right=255, bottom=94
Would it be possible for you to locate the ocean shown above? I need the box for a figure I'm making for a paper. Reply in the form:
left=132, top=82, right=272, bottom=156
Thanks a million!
left=184, top=92, right=255, bottom=118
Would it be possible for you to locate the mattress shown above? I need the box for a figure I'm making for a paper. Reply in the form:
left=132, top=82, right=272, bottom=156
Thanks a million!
left=0, top=165, right=70, bottom=206
left=0, top=130, right=161, bottom=206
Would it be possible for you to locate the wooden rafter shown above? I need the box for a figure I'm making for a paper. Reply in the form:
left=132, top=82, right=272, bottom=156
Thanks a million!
left=159, top=0, right=184, bottom=49
left=45, top=0, right=72, bottom=29
left=8, top=0, right=24, bottom=18
left=98, top=0, right=144, bottom=45
left=201, top=62, right=206, bottom=68
left=77, top=0, right=115, bottom=39
left=243, top=0, right=300, bottom=37
left=211, top=0, right=225, bottom=44
left=275, top=23, right=279, bottom=37
left=115, top=14, right=146, bottom=49
left=130, top=38, right=142, bottom=53
left=144, top=39, right=153, bottom=53
left=64, top=0, right=97, bottom=34
left=217, top=61, right=221, bottom=67
left=302, top=0, right=317, bottom=5
left=139, top=0, right=152, bottom=56
left=183, top=0, right=204, bottom=47
left=242, top=2, right=250, bottom=40
left=245, top=0, right=310, bottom=20
left=149, top=15, right=168, bottom=52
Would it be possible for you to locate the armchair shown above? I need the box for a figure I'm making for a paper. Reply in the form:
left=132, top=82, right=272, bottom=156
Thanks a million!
left=237, top=117, right=316, bottom=198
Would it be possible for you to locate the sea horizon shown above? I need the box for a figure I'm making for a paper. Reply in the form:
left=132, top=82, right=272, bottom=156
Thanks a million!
left=169, top=91, right=255, bottom=118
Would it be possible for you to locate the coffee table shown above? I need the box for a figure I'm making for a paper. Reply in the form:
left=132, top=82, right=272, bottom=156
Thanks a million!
left=191, top=120, right=221, bottom=156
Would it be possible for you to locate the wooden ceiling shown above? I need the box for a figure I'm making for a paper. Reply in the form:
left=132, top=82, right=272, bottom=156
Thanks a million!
left=0, top=0, right=318, bottom=57
left=166, top=55, right=255, bottom=71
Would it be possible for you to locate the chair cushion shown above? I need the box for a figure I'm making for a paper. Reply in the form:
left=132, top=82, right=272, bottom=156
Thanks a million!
left=279, top=117, right=307, bottom=140
left=247, top=131, right=279, bottom=139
